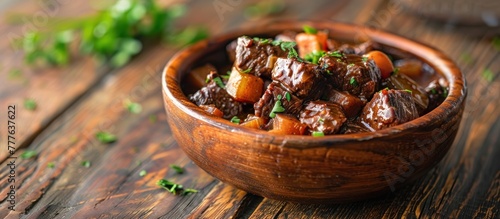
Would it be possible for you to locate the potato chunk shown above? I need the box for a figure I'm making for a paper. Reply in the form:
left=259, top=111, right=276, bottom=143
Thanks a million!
left=226, top=67, right=264, bottom=103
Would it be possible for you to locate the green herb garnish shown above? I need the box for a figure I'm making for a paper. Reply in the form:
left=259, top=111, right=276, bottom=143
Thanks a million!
left=139, top=170, right=147, bottom=177
left=404, top=89, right=413, bottom=93
left=149, top=114, right=158, bottom=123
left=96, top=131, right=117, bottom=144
left=304, top=50, right=326, bottom=64
left=8, top=69, right=22, bottom=80
left=14, top=1, right=207, bottom=68
left=393, top=67, right=399, bottom=75
left=241, top=68, right=252, bottom=73
left=157, top=179, right=183, bottom=195
left=482, top=68, right=494, bottom=82
left=253, top=37, right=271, bottom=44
left=349, top=77, right=358, bottom=86
left=170, top=164, right=184, bottom=174
left=213, top=77, right=225, bottom=89
left=347, top=63, right=355, bottom=67
left=182, top=188, right=199, bottom=195
left=230, top=116, right=241, bottom=124
left=312, top=131, right=324, bottom=137
left=442, top=88, right=448, bottom=98
left=272, top=40, right=300, bottom=59
left=303, top=25, right=318, bottom=34
left=24, top=98, right=37, bottom=111
left=459, top=53, right=474, bottom=65
left=285, top=92, right=291, bottom=101
left=81, top=161, right=91, bottom=168
left=318, top=118, right=325, bottom=124
left=20, top=150, right=37, bottom=159
left=269, top=94, right=286, bottom=118
left=328, top=51, right=343, bottom=58
left=47, top=162, right=55, bottom=168
left=492, top=36, right=500, bottom=51
left=244, top=0, right=285, bottom=18
left=124, top=100, right=142, bottom=114
left=362, top=56, right=368, bottom=62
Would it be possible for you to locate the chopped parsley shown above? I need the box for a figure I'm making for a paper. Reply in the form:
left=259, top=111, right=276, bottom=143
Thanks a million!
left=482, top=68, right=494, bottom=82
left=349, top=77, right=358, bottom=86
left=442, top=88, right=448, bottom=98
left=241, top=68, right=252, bottom=73
left=285, top=92, right=291, bottom=101
left=431, top=88, right=437, bottom=94
left=213, top=77, right=226, bottom=89
left=47, top=162, right=55, bottom=168
left=95, top=131, right=117, bottom=144
left=404, top=89, right=413, bottom=93
left=253, top=37, right=271, bottom=44
left=24, top=98, right=37, bottom=111
left=269, top=94, right=286, bottom=118
left=492, top=36, right=500, bottom=51
left=272, top=40, right=300, bottom=59
left=303, top=25, right=318, bottom=34
left=149, top=114, right=158, bottom=123
left=230, top=116, right=241, bottom=124
left=124, top=100, right=142, bottom=114
left=139, top=170, right=147, bottom=177
left=312, top=131, right=324, bottom=137
left=347, top=63, right=355, bottom=67
left=328, top=51, right=343, bottom=58
left=156, top=179, right=198, bottom=195
left=393, top=67, right=399, bottom=75
left=362, top=56, right=368, bottom=62
left=304, top=50, right=326, bottom=64
left=170, top=164, right=184, bottom=174
left=20, top=150, right=37, bottom=159
left=81, top=161, right=91, bottom=168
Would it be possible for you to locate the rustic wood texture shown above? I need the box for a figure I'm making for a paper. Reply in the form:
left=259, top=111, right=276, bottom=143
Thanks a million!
left=0, top=0, right=498, bottom=218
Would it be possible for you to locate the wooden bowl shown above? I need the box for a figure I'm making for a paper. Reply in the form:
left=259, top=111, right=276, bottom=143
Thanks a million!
left=162, top=21, right=466, bottom=203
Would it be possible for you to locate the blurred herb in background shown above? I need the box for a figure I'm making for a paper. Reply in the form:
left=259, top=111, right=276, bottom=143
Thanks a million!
left=244, top=0, right=285, bottom=19
left=14, top=0, right=208, bottom=68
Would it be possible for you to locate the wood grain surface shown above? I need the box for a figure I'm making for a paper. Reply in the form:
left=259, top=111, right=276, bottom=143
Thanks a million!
left=0, top=0, right=498, bottom=218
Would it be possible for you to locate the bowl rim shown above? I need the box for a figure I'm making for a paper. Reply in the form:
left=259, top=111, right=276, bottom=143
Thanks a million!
left=162, top=20, right=466, bottom=148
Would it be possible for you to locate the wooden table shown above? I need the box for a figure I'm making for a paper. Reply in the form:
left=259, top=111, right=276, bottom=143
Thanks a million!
left=1, top=0, right=498, bottom=218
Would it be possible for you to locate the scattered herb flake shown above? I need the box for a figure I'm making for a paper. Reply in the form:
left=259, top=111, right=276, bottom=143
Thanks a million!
left=312, top=131, right=324, bottom=137
left=349, top=77, right=358, bottom=86
left=213, top=77, right=225, bottom=89
left=124, top=100, right=142, bottom=114
left=8, top=69, right=22, bottom=79
left=459, top=53, right=474, bottom=65
left=347, top=63, right=355, bottom=67
left=170, top=164, right=184, bottom=174
left=492, top=36, right=500, bottom=51
left=442, top=88, right=448, bottom=98
left=393, top=68, right=399, bottom=75
left=328, top=51, right=343, bottom=58
left=244, top=0, right=285, bottom=18
left=241, top=68, right=252, bottom=73
left=303, top=25, right=318, bottom=34
left=230, top=116, right=241, bottom=124
left=149, top=114, right=157, bottom=123
left=404, top=89, right=413, bottom=93
left=269, top=94, right=286, bottom=118
left=20, top=150, right=37, bottom=159
left=47, top=162, right=55, bottom=168
left=304, top=50, right=325, bottom=64
left=139, top=170, right=147, bottom=177
left=182, top=188, right=199, bottom=195
left=253, top=37, right=271, bottom=44
left=81, top=161, right=91, bottom=168
left=24, top=98, right=37, bottom=111
left=482, top=68, right=494, bottom=82
left=285, top=92, right=291, bottom=101
left=156, top=179, right=184, bottom=195
left=362, top=56, right=368, bottom=62
left=95, top=131, right=117, bottom=144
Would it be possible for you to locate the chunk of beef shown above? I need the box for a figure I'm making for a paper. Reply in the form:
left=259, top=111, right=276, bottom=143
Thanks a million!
left=271, top=57, right=327, bottom=99
left=425, top=79, right=448, bottom=113
left=382, top=72, right=429, bottom=115
left=299, top=101, right=347, bottom=135
left=189, top=80, right=243, bottom=119
left=340, top=121, right=370, bottom=134
left=319, top=53, right=381, bottom=101
left=324, top=88, right=365, bottom=118
left=254, top=82, right=303, bottom=119
left=235, top=36, right=288, bottom=78
left=359, top=89, right=419, bottom=131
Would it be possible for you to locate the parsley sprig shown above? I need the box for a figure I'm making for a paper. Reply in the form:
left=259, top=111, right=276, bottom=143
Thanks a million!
left=156, top=179, right=198, bottom=195
left=14, top=0, right=208, bottom=68
left=269, top=94, right=286, bottom=118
